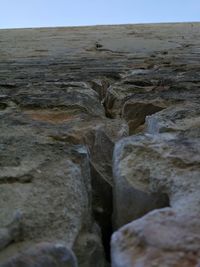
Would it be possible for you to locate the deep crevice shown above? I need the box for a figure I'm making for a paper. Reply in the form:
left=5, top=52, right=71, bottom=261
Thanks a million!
left=124, top=80, right=153, bottom=86
left=0, top=103, right=8, bottom=110
left=90, top=163, right=113, bottom=263
left=89, top=77, right=170, bottom=265
left=89, top=79, right=110, bottom=102
left=94, top=211, right=113, bottom=263
left=122, top=102, right=165, bottom=134
left=0, top=175, right=33, bottom=184
left=89, top=78, right=119, bottom=119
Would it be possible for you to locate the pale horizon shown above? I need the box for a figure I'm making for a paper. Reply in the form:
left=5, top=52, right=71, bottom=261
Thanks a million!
left=0, top=0, right=199, bottom=29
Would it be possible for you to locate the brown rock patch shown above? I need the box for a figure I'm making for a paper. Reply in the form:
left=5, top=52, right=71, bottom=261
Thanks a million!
left=24, top=110, right=76, bottom=124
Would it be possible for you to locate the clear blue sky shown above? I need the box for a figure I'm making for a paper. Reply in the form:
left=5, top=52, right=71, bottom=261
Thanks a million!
left=0, top=0, right=199, bottom=29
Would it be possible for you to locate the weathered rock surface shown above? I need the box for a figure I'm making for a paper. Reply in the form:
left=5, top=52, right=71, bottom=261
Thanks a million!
left=112, top=104, right=200, bottom=266
left=0, top=23, right=200, bottom=266
left=1, top=242, right=77, bottom=267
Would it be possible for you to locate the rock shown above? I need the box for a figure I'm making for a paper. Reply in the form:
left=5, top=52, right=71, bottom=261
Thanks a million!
left=13, top=82, right=105, bottom=117
left=103, top=41, right=200, bottom=133
left=111, top=103, right=200, bottom=266
left=0, top=211, right=23, bottom=251
left=90, top=79, right=110, bottom=101
left=112, top=209, right=200, bottom=267
left=146, top=102, right=200, bottom=134
left=73, top=224, right=106, bottom=267
left=0, top=86, right=127, bottom=266
left=0, top=22, right=200, bottom=266
left=1, top=242, right=78, bottom=267
left=0, top=99, right=95, bottom=262
left=122, top=100, right=164, bottom=134
left=112, top=134, right=170, bottom=229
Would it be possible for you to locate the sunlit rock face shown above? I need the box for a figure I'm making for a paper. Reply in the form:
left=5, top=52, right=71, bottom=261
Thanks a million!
left=0, top=23, right=200, bottom=267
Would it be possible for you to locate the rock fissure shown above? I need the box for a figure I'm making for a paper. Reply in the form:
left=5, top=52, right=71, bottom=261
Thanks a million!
left=0, top=23, right=200, bottom=267
left=88, top=74, right=173, bottom=264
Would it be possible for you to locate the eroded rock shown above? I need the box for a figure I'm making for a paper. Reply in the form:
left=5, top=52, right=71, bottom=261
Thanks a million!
left=0, top=23, right=200, bottom=266
left=112, top=209, right=200, bottom=267
left=1, top=242, right=78, bottom=267
left=111, top=104, right=200, bottom=266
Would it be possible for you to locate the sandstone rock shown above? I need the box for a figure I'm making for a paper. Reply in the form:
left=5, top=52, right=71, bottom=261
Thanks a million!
left=112, top=209, right=200, bottom=267
left=122, top=100, right=164, bottom=134
left=146, top=102, right=200, bottom=134
left=73, top=224, right=106, bottom=267
left=0, top=86, right=126, bottom=266
left=112, top=103, right=200, bottom=266
left=0, top=140, right=92, bottom=259
left=0, top=98, right=96, bottom=263
left=13, top=82, right=105, bottom=117
left=112, top=133, right=170, bottom=229
left=0, top=211, right=22, bottom=251
left=0, top=23, right=200, bottom=266
left=1, top=242, right=77, bottom=267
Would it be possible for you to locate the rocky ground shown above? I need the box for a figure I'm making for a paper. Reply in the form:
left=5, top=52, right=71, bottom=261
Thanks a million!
left=0, top=23, right=200, bottom=267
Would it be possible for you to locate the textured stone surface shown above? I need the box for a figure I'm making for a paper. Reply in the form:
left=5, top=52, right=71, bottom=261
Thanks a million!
left=112, top=104, right=200, bottom=266
left=113, top=103, right=200, bottom=226
left=1, top=242, right=78, bottom=267
left=112, top=209, right=200, bottom=267
left=0, top=23, right=200, bottom=266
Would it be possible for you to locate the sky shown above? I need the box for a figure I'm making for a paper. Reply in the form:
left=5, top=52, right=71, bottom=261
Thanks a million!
left=0, top=0, right=199, bottom=29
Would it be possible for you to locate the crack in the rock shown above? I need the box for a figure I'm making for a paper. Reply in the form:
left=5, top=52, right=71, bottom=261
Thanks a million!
left=0, top=175, right=33, bottom=184
left=88, top=76, right=172, bottom=264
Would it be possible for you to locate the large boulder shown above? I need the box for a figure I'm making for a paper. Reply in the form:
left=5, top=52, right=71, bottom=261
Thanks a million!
left=112, top=209, right=200, bottom=267
left=0, top=80, right=127, bottom=267
left=111, top=103, right=200, bottom=266
left=0, top=82, right=107, bottom=266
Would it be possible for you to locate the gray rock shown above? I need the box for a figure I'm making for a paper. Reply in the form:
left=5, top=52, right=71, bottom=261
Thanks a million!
left=74, top=224, right=106, bottom=267
left=1, top=242, right=77, bottom=267
left=112, top=104, right=200, bottom=266
left=0, top=22, right=200, bottom=267
left=112, top=209, right=200, bottom=267
left=0, top=211, right=23, bottom=251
